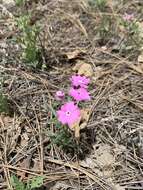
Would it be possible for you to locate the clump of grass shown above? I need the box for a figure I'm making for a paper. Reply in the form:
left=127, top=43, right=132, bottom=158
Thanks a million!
left=10, top=175, right=44, bottom=190
left=88, top=0, right=107, bottom=12
left=47, top=120, right=93, bottom=159
left=16, top=14, right=41, bottom=65
left=0, top=79, right=9, bottom=114
left=88, top=0, right=119, bottom=45
left=88, top=0, right=143, bottom=55
left=0, top=92, right=9, bottom=114
left=15, top=0, right=25, bottom=6
left=14, top=0, right=44, bottom=68
left=96, top=15, right=116, bottom=45
left=119, top=15, right=143, bottom=54
left=49, top=123, right=78, bottom=154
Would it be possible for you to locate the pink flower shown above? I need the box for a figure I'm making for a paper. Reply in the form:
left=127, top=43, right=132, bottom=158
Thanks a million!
left=70, top=75, right=90, bottom=88
left=69, top=87, right=91, bottom=101
left=123, top=13, right=134, bottom=22
left=57, top=102, right=80, bottom=127
left=55, top=90, right=65, bottom=100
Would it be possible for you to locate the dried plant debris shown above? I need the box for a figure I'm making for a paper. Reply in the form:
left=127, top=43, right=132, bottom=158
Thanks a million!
left=0, top=0, right=143, bottom=190
left=72, top=60, right=93, bottom=77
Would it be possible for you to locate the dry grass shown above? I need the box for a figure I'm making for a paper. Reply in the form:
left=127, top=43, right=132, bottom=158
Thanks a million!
left=0, top=0, right=143, bottom=189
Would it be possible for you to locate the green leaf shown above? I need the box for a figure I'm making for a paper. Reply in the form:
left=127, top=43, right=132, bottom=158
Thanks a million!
left=10, top=175, right=25, bottom=190
left=28, top=176, right=44, bottom=189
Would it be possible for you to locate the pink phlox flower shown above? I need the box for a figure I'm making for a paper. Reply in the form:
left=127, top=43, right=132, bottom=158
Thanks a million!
left=123, top=13, right=134, bottom=22
left=57, top=101, right=80, bottom=127
left=69, top=87, right=91, bottom=101
left=55, top=90, right=65, bottom=100
left=70, top=75, right=90, bottom=88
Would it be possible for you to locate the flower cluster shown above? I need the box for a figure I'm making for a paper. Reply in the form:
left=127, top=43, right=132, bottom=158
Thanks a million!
left=123, top=13, right=134, bottom=22
left=56, top=75, right=91, bottom=127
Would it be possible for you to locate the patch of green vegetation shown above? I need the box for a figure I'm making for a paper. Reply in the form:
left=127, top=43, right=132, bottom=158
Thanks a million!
left=46, top=103, right=78, bottom=154
left=119, top=17, right=143, bottom=54
left=16, top=14, right=41, bottom=65
left=15, top=0, right=25, bottom=6
left=88, top=0, right=107, bottom=11
left=48, top=122, right=78, bottom=154
left=97, top=15, right=115, bottom=45
left=10, top=175, right=44, bottom=190
left=0, top=93, right=9, bottom=114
